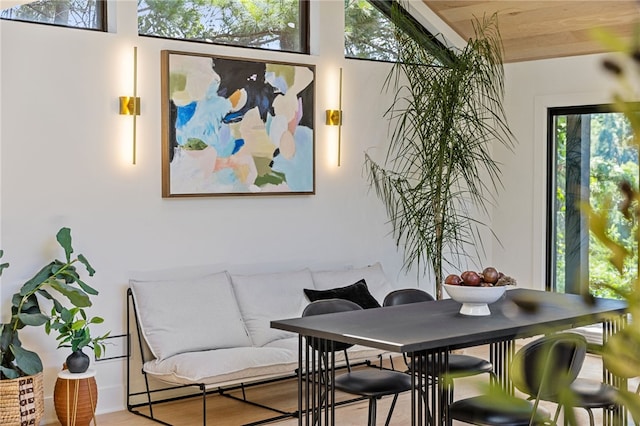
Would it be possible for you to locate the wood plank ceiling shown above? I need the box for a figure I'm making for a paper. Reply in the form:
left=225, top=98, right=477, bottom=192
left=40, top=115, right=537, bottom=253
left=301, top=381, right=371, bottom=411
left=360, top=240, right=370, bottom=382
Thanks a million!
left=422, top=1, right=640, bottom=63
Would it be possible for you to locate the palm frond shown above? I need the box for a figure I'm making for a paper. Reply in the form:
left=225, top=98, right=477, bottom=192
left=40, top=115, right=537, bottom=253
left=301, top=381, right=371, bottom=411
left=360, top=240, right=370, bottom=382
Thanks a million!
left=366, top=8, right=514, bottom=299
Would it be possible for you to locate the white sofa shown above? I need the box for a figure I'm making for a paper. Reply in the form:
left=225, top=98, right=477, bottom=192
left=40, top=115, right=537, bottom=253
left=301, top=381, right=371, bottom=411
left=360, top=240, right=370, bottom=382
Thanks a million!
left=127, top=262, right=398, bottom=423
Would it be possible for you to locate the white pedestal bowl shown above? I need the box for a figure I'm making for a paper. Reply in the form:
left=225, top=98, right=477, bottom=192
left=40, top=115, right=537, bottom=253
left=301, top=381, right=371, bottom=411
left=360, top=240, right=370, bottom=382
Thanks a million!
left=444, top=284, right=506, bottom=316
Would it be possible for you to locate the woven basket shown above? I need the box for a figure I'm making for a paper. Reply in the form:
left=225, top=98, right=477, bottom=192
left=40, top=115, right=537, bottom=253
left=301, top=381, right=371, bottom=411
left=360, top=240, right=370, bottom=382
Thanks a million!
left=0, top=372, right=45, bottom=426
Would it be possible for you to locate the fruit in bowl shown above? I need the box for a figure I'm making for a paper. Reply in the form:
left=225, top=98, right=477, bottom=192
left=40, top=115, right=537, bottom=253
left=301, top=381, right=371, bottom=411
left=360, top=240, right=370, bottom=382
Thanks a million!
left=460, top=270, right=482, bottom=286
left=443, top=267, right=516, bottom=315
left=445, top=267, right=516, bottom=288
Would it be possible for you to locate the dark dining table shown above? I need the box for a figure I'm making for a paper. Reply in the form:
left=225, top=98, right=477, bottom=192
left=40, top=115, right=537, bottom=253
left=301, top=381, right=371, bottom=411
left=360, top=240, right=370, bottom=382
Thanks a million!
left=271, top=288, right=628, bottom=426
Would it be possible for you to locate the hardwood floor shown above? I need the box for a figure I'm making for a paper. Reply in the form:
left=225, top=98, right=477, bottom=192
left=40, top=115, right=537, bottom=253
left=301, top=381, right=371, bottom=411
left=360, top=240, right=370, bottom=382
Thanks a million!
left=87, top=345, right=637, bottom=426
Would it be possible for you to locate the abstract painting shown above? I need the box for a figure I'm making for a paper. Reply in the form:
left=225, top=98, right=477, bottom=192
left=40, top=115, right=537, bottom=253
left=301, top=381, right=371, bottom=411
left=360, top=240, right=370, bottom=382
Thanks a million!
left=161, top=51, right=315, bottom=197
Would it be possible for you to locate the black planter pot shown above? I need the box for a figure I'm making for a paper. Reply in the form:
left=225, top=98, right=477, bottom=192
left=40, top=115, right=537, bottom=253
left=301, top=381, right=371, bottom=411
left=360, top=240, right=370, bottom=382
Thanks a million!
left=66, top=349, right=90, bottom=373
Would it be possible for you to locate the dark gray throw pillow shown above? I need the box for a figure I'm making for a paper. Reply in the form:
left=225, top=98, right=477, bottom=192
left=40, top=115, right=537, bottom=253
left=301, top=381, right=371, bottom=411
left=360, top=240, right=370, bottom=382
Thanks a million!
left=304, top=279, right=381, bottom=309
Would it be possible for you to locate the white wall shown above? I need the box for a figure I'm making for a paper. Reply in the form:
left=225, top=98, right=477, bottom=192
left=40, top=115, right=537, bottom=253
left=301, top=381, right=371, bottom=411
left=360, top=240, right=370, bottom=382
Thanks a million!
left=494, top=54, right=620, bottom=290
left=0, top=0, right=423, bottom=421
left=0, top=0, right=625, bottom=420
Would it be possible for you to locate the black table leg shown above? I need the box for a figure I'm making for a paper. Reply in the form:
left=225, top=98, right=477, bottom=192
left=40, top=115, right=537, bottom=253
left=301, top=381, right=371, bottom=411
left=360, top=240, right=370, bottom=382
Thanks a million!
left=411, top=349, right=450, bottom=426
left=300, top=336, right=337, bottom=426
left=410, top=351, right=423, bottom=426
left=298, top=335, right=303, bottom=426
left=489, top=339, right=515, bottom=394
left=603, top=316, right=628, bottom=426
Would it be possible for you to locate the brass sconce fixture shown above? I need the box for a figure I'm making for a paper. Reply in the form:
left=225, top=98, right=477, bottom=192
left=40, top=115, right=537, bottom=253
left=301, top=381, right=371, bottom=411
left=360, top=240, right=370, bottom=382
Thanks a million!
left=326, top=109, right=341, bottom=126
left=119, top=46, right=140, bottom=164
left=325, top=67, right=343, bottom=166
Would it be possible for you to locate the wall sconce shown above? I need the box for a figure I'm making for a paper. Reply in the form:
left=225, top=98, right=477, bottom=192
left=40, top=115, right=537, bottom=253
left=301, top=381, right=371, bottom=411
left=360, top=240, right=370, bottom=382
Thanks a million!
left=325, top=67, right=343, bottom=166
left=326, top=109, right=341, bottom=126
left=119, top=46, right=140, bottom=165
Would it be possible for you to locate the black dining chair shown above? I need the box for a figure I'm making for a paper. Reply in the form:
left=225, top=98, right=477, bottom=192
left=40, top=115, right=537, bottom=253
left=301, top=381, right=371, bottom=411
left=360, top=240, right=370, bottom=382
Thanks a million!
left=514, top=335, right=618, bottom=426
left=303, top=299, right=412, bottom=426
left=382, top=288, right=495, bottom=396
left=449, top=332, right=588, bottom=425
left=566, top=378, right=618, bottom=426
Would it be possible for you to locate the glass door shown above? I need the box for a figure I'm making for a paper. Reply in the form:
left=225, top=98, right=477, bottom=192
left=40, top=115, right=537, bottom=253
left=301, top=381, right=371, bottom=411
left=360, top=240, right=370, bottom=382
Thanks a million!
left=547, top=105, right=638, bottom=299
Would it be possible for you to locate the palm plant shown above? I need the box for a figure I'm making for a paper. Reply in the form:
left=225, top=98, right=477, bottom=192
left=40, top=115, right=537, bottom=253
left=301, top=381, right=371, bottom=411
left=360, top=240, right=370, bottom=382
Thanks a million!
left=365, top=8, right=514, bottom=299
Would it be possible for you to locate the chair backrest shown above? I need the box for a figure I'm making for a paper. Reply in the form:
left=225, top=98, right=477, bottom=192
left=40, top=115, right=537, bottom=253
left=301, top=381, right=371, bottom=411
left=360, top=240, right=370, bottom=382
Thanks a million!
left=383, top=288, right=435, bottom=307
left=511, top=332, right=587, bottom=400
left=302, top=299, right=362, bottom=353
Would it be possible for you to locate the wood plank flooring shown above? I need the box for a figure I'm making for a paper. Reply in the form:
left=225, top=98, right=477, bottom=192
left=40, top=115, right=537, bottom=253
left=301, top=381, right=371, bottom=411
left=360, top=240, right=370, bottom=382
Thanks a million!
left=83, top=344, right=637, bottom=425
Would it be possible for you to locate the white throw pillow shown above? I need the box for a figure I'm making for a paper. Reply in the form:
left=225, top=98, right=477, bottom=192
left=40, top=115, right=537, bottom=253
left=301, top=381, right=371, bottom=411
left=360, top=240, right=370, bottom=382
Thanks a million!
left=311, top=262, right=395, bottom=304
left=231, top=269, right=314, bottom=347
left=130, top=271, right=251, bottom=361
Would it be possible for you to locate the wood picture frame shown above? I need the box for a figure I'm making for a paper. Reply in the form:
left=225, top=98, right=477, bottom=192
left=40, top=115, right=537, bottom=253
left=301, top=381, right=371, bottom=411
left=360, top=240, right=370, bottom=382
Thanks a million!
left=161, top=50, right=315, bottom=197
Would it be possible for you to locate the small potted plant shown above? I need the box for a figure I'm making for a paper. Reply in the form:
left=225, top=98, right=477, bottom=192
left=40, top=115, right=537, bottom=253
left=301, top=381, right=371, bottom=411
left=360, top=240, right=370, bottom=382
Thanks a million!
left=0, top=227, right=99, bottom=426
left=45, top=306, right=109, bottom=373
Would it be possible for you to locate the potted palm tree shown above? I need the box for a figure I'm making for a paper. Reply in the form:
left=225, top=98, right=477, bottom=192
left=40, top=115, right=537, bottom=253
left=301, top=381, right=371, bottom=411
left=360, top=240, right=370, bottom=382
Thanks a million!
left=0, top=227, right=100, bottom=426
left=365, top=7, right=514, bottom=299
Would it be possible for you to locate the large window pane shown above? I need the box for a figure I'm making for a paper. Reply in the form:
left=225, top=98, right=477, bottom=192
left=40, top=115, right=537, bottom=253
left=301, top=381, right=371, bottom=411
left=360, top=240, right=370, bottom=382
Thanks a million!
left=138, top=0, right=309, bottom=54
left=0, top=0, right=105, bottom=30
left=548, top=106, right=638, bottom=299
left=345, top=0, right=397, bottom=62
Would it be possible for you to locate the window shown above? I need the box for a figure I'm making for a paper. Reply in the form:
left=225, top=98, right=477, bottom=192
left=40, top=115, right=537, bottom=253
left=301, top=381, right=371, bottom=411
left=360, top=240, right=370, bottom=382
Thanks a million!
left=547, top=105, right=638, bottom=300
left=0, top=0, right=106, bottom=31
left=344, top=0, right=452, bottom=65
left=138, top=0, right=309, bottom=54
left=344, top=0, right=397, bottom=62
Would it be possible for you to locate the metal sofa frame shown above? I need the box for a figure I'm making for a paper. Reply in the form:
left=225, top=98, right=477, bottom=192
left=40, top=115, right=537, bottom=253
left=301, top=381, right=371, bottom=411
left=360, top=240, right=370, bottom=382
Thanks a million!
left=126, top=288, right=376, bottom=426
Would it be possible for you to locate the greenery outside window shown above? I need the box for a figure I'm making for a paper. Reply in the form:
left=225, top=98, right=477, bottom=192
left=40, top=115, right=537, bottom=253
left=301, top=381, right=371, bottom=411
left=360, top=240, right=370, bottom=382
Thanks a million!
left=345, top=0, right=451, bottom=65
left=547, top=104, right=639, bottom=300
left=345, top=0, right=397, bottom=62
left=0, top=0, right=106, bottom=31
left=138, top=0, right=309, bottom=54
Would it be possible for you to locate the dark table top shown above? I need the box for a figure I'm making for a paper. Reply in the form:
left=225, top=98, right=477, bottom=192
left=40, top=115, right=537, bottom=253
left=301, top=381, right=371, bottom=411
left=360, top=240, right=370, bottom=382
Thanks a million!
left=271, top=289, right=627, bottom=353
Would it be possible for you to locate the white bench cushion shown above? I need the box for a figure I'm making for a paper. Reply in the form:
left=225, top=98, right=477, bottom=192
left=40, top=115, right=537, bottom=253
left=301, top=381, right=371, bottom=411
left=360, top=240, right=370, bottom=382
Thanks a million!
left=143, top=346, right=298, bottom=386
left=130, top=272, right=251, bottom=361
left=143, top=339, right=389, bottom=387
left=231, top=269, right=314, bottom=346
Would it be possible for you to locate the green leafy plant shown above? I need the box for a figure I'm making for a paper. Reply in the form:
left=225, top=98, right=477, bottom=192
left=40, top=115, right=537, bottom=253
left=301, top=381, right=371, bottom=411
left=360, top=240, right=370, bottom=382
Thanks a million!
left=365, top=7, right=514, bottom=299
left=479, top=27, right=640, bottom=424
left=0, top=227, right=100, bottom=380
left=583, top=29, right=640, bottom=420
left=45, top=306, right=108, bottom=358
